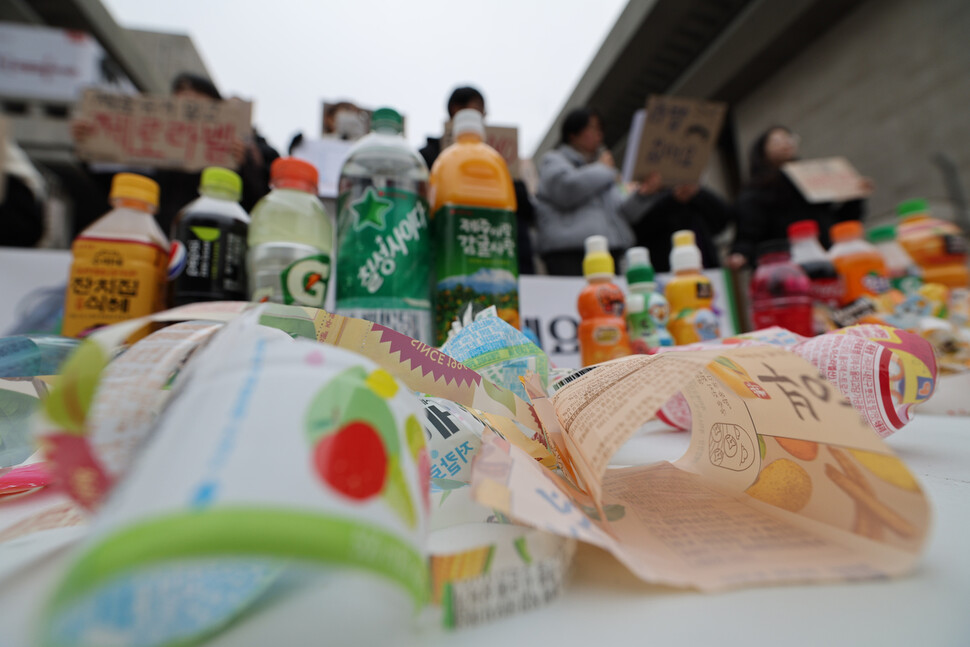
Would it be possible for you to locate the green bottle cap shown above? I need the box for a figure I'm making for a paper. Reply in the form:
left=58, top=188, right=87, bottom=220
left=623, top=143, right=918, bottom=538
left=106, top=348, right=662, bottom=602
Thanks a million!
left=200, top=167, right=242, bottom=201
left=897, top=198, right=928, bottom=218
left=371, top=107, right=404, bottom=134
left=624, top=246, right=654, bottom=285
left=867, top=224, right=897, bottom=244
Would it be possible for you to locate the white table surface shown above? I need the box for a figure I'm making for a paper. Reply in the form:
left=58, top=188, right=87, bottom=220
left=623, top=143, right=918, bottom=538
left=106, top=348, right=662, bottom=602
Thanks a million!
left=2, top=414, right=968, bottom=647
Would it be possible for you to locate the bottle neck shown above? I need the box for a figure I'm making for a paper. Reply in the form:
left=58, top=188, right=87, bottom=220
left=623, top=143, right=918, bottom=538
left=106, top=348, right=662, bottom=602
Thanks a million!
left=456, top=132, right=482, bottom=144
left=271, top=178, right=317, bottom=194
left=758, top=252, right=791, bottom=264
left=111, top=196, right=156, bottom=214
left=200, top=187, right=241, bottom=202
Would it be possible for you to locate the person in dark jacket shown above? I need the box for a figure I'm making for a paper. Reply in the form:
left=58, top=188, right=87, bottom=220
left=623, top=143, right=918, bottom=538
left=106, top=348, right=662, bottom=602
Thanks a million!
left=727, top=125, right=872, bottom=269
left=632, top=183, right=733, bottom=273
left=0, top=140, right=46, bottom=247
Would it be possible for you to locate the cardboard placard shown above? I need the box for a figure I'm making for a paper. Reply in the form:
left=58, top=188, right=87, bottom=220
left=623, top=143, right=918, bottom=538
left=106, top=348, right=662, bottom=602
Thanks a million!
left=441, top=121, right=520, bottom=178
left=631, top=95, right=726, bottom=186
left=74, top=89, right=253, bottom=172
left=783, top=157, right=871, bottom=203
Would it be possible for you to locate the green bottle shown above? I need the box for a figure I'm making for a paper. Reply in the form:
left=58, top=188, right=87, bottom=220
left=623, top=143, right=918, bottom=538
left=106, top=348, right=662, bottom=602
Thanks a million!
left=336, top=108, right=432, bottom=344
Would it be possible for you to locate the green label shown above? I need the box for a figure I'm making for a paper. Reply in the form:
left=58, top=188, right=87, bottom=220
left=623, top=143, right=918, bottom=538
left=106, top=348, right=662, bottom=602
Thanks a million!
left=336, top=186, right=431, bottom=307
left=281, top=254, right=331, bottom=307
left=433, top=205, right=519, bottom=344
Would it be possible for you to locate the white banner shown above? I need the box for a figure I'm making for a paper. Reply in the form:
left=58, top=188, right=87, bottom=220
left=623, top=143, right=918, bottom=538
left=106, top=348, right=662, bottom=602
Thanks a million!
left=0, top=25, right=103, bottom=102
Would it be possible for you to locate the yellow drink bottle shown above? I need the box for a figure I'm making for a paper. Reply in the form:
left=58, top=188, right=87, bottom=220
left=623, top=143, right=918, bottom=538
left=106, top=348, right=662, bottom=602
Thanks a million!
left=665, top=230, right=720, bottom=344
left=62, top=173, right=169, bottom=338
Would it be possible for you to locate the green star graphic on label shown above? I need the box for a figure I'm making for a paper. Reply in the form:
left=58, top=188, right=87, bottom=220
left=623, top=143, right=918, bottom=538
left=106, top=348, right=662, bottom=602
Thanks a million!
left=351, top=187, right=394, bottom=231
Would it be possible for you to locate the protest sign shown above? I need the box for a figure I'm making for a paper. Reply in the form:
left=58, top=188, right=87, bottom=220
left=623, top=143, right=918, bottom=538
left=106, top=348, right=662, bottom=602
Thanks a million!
left=74, top=89, right=253, bottom=171
left=630, top=95, right=726, bottom=186
left=783, top=157, right=872, bottom=203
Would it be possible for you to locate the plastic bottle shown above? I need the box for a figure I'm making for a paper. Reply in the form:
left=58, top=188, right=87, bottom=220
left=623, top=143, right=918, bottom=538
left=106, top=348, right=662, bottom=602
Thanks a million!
left=247, top=158, right=333, bottom=307
left=170, top=167, right=250, bottom=305
left=624, top=246, right=672, bottom=353
left=867, top=224, right=922, bottom=294
left=336, top=108, right=432, bottom=344
left=430, top=109, right=518, bottom=345
left=749, top=240, right=813, bottom=336
left=788, top=219, right=841, bottom=334
left=665, top=230, right=720, bottom=344
left=896, top=199, right=969, bottom=288
left=62, top=173, right=169, bottom=338
left=577, top=235, right=631, bottom=366
left=828, top=220, right=890, bottom=305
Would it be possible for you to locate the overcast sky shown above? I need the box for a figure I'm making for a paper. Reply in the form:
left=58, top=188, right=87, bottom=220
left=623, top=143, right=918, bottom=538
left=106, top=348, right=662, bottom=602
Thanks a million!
left=101, top=0, right=627, bottom=158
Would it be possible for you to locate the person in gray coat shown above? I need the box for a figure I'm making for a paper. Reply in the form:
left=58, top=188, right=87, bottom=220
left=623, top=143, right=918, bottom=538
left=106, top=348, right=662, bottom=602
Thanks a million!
left=535, top=107, right=661, bottom=275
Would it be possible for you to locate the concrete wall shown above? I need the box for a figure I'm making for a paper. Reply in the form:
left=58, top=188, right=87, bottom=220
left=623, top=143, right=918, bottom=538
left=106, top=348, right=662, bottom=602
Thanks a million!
left=732, top=0, right=970, bottom=224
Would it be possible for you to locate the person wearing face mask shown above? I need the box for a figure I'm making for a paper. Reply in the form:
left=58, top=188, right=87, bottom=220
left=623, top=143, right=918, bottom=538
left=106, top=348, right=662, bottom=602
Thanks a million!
left=534, top=107, right=662, bottom=276
left=727, top=125, right=873, bottom=269
left=322, top=101, right=367, bottom=140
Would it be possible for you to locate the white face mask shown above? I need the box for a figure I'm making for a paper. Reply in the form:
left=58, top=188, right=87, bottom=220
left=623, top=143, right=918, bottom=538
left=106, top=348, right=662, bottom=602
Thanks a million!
left=334, top=110, right=366, bottom=140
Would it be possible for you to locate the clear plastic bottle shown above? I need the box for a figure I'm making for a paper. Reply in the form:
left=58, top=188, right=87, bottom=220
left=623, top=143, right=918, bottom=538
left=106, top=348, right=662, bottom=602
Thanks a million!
left=788, top=220, right=842, bottom=335
left=62, top=173, right=169, bottom=338
left=828, top=220, right=890, bottom=305
left=170, top=167, right=250, bottom=305
left=336, top=107, right=432, bottom=344
left=577, top=235, right=631, bottom=366
left=749, top=240, right=813, bottom=336
left=867, top=223, right=922, bottom=294
left=430, top=109, right=518, bottom=345
left=665, top=230, right=719, bottom=344
left=247, top=158, right=333, bottom=307
left=624, top=246, right=672, bottom=353
left=895, top=199, right=968, bottom=288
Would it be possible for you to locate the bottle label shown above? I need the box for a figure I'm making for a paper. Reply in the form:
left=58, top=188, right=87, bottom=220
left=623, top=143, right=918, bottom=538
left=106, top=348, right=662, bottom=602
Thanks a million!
left=669, top=307, right=720, bottom=345
left=336, top=185, right=431, bottom=342
left=280, top=254, right=331, bottom=307
left=695, top=282, right=713, bottom=300
left=433, top=205, right=519, bottom=345
left=63, top=238, right=168, bottom=337
left=626, top=310, right=655, bottom=354
left=172, top=220, right=248, bottom=301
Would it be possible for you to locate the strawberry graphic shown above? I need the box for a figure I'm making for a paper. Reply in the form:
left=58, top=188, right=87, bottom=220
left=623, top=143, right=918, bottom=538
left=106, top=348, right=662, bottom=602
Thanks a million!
left=305, top=366, right=419, bottom=528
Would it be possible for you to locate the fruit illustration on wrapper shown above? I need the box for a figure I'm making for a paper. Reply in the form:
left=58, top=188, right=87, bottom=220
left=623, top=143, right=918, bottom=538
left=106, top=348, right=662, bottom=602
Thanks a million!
left=305, top=365, right=428, bottom=527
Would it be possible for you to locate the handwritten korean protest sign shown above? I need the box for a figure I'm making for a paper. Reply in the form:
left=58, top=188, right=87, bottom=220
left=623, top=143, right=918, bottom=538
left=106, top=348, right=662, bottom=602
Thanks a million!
left=74, top=89, right=252, bottom=172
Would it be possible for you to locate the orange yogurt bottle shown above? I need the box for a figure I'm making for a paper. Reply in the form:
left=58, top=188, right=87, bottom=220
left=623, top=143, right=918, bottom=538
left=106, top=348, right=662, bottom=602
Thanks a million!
left=577, top=235, right=631, bottom=366
left=828, top=220, right=889, bottom=306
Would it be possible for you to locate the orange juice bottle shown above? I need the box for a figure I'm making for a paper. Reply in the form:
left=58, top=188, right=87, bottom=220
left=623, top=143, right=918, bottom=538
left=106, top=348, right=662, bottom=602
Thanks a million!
left=896, top=199, right=969, bottom=288
left=577, top=235, right=631, bottom=366
left=62, top=173, right=169, bottom=338
left=430, top=109, right=518, bottom=345
left=828, top=220, right=890, bottom=306
left=665, top=230, right=719, bottom=344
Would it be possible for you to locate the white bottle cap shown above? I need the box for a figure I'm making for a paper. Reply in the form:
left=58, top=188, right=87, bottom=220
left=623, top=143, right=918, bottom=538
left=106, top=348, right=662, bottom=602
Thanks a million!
left=670, top=229, right=701, bottom=273
left=453, top=109, right=485, bottom=139
left=585, top=235, right=608, bottom=255
left=625, top=246, right=650, bottom=269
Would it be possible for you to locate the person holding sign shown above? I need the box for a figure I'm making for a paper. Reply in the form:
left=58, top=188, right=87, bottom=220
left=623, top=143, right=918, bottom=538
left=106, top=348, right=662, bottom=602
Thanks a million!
left=535, top=108, right=661, bottom=276
left=727, top=126, right=873, bottom=269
